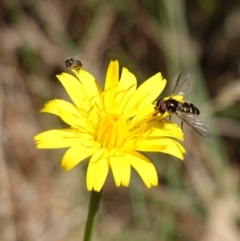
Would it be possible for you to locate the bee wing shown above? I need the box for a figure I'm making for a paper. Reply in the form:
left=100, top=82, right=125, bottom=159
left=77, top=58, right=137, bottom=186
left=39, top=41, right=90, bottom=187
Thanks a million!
left=173, top=69, right=191, bottom=96
left=176, top=112, right=212, bottom=139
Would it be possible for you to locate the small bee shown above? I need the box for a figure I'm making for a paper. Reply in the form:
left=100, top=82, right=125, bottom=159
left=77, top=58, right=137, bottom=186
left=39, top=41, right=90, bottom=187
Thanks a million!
left=62, top=58, right=83, bottom=73
left=155, top=69, right=212, bottom=139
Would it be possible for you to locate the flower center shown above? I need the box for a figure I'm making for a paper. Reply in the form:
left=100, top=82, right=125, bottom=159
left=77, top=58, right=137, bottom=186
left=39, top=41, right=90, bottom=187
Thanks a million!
left=95, top=114, right=129, bottom=149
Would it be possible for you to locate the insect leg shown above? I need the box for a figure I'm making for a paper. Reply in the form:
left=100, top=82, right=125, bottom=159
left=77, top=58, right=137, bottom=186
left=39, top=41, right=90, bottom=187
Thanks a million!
left=181, top=121, right=184, bottom=130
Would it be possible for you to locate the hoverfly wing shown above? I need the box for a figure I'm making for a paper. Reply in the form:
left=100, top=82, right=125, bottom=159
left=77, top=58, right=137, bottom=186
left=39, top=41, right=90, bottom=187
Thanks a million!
left=172, top=69, right=191, bottom=96
left=176, top=112, right=212, bottom=139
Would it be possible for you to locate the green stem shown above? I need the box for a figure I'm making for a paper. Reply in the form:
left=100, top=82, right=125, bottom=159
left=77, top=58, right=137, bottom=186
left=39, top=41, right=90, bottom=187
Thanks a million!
left=83, top=190, right=102, bottom=241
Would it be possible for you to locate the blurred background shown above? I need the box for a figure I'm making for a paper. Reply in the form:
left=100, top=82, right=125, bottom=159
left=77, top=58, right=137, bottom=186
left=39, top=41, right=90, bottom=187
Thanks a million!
left=1, top=0, right=240, bottom=240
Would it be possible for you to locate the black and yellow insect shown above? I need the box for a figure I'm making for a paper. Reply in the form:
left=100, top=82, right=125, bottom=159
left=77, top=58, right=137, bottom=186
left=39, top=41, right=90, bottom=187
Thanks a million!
left=62, top=58, right=83, bottom=73
left=155, top=69, right=212, bottom=139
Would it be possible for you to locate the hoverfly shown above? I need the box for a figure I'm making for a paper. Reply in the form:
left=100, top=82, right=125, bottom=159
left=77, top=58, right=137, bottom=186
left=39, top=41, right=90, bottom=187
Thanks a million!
left=154, top=69, right=212, bottom=139
left=62, top=57, right=83, bottom=73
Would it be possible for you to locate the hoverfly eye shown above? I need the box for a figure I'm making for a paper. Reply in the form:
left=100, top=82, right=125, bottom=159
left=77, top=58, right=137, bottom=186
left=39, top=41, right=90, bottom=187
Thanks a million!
left=156, top=99, right=167, bottom=114
left=160, top=101, right=167, bottom=111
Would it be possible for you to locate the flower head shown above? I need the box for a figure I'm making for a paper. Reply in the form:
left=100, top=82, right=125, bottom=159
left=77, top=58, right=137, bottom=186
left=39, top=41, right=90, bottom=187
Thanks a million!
left=34, top=61, right=185, bottom=191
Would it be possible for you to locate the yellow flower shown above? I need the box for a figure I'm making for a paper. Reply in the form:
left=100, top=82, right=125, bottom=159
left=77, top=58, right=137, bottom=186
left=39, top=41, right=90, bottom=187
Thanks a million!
left=34, top=61, right=185, bottom=191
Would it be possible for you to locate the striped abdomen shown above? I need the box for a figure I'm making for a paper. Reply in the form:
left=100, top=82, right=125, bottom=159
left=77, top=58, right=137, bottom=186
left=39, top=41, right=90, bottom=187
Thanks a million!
left=178, top=102, right=200, bottom=115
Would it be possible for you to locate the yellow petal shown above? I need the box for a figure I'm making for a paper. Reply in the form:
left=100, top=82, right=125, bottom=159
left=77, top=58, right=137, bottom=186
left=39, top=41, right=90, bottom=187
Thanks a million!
left=74, top=69, right=102, bottom=104
left=87, top=149, right=109, bottom=191
left=128, top=103, right=154, bottom=129
left=148, top=73, right=166, bottom=100
left=57, top=73, right=88, bottom=109
left=114, top=67, right=137, bottom=114
left=34, top=129, right=91, bottom=148
left=109, top=154, right=131, bottom=187
left=41, top=99, right=81, bottom=118
left=125, top=73, right=166, bottom=118
left=58, top=108, right=94, bottom=132
left=143, top=120, right=184, bottom=140
left=103, top=61, right=119, bottom=111
left=61, top=143, right=100, bottom=171
left=136, top=138, right=186, bottom=160
left=126, top=151, right=158, bottom=188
